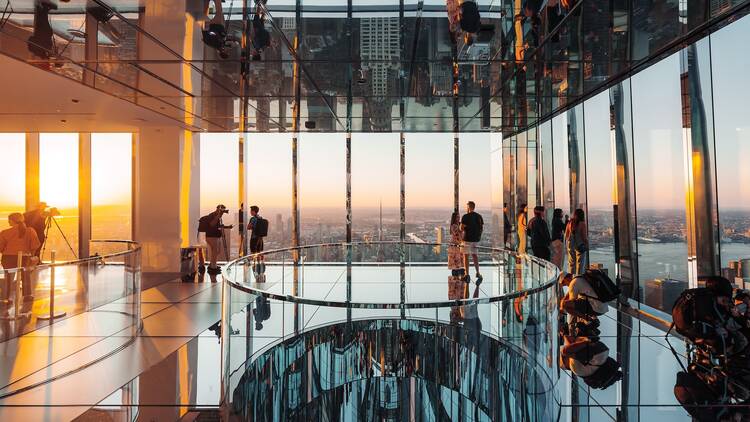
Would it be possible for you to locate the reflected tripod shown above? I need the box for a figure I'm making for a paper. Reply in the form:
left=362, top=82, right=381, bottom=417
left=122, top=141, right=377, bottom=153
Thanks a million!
left=40, top=215, right=77, bottom=260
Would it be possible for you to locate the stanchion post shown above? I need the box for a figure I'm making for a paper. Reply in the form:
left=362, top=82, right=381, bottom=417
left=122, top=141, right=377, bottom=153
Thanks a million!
left=38, top=250, right=66, bottom=321
left=14, top=253, right=22, bottom=318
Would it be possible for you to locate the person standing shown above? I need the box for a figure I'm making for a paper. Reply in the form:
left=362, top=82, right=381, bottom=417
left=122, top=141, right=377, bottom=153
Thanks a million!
left=550, top=208, right=565, bottom=269
left=247, top=205, right=268, bottom=274
left=461, top=201, right=484, bottom=283
left=24, top=201, right=48, bottom=258
left=447, top=212, right=464, bottom=275
left=0, top=213, right=41, bottom=309
left=199, top=205, right=233, bottom=275
left=565, top=208, right=589, bottom=274
left=503, top=203, right=512, bottom=248
left=527, top=206, right=551, bottom=261
left=516, top=204, right=528, bottom=254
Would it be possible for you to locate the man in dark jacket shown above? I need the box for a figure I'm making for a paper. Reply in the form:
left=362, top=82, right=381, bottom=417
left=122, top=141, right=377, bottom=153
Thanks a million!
left=503, top=203, right=512, bottom=247
left=527, top=206, right=551, bottom=261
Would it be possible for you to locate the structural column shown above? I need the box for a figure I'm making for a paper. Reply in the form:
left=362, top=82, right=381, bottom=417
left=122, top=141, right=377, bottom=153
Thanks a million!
left=25, top=133, right=40, bottom=212
left=133, top=127, right=198, bottom=273
left=78, top=133, right=92, bottom=258
left=680, top=44, right=720, bottom=285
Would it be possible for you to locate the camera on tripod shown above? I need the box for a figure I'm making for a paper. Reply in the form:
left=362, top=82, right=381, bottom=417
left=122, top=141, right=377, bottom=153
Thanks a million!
left=217, top=205, right=229, bottom=215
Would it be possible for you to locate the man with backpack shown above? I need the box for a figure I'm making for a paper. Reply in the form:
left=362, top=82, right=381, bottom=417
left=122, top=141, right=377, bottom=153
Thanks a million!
left=198, top=204, right=233, bottom=275
left=247, top=205, right=269, bottom=272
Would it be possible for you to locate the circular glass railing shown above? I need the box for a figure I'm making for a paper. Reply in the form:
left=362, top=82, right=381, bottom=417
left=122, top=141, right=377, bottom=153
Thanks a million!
left=220, top=242, right=560, bottom=420
left=222, top=241, right=559, bottom=308
left=0, top=240, right=142, bottom=398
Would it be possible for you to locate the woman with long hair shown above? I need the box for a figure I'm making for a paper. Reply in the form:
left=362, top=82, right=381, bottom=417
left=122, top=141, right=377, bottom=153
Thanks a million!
left=517, top=204, right=528, bottom=254
left=550, top=208, right=565, bottom=269
left=0, top=213, right=41, bottom=311
left=564, top=208, right=588, bottom=274
left=447, top=211, right=463, bottom=274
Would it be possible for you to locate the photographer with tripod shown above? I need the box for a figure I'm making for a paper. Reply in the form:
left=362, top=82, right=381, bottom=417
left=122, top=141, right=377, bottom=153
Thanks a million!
left=198, top=205, right=233, bottom=275
left=24, top=201, right=49, bottom=258
left=0, top=213, right=41, bottom=314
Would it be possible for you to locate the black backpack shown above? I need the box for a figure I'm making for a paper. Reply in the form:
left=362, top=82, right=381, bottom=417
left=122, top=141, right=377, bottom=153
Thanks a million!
left=674, top=368, right=729, bottom=422
left=253, top=216, right=269, bottom=237
left=672, top=288, right=731, bottom=352
left=583, top=357, right=623, bottom=390
left=583, top=269, right=621, bottom=303
left=198, top=214, right=212, bottom=233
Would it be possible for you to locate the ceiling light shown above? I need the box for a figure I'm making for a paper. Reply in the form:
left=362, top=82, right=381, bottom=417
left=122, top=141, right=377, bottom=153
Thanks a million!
left=71, top=99, right=79, bottom=103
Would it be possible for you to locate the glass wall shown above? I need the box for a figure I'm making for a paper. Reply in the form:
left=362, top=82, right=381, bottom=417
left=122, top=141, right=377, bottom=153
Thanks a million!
left=552, top=113, right=570, bottom=217
left=0, top=134, right=25, bottom=232
left=40, top=133, right=79, bottom=261
left=711, top=14, right=750, bottom=281
left=91, top=134, right=132, bottom=244
left=460, top=133, right=492, bottom=247
left=201, top=133, right=240, bottom=257
left=631, top=52, right=687, bottom=312
left=299, top=133, right=346, bottom=247
left=583, top=92, right=616, bottom=276
left=351, top=133, right=400, bottom=243
left=501, top=12, right=750, bottom=316
left=404, top=133, right=453, bottom=246
left=247, top=134, right=292, bottom=250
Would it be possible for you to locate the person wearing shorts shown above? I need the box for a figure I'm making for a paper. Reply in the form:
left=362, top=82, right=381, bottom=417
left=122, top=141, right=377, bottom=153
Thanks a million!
left=460, top=201, right=484, bottom=283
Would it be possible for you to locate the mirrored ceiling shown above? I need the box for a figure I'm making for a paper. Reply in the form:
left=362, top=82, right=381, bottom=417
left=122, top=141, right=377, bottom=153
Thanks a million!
left=0, top=0, right=745, bottom=133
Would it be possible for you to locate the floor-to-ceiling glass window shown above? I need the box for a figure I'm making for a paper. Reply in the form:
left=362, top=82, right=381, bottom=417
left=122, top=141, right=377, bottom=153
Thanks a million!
left=299, top=133, right=346, bottom=255
left=91, top=134, right=132, bottom=253
left=552, top=113, right=570, bottom=216
left=539, top=121, right=554, bottom=225
left=404, top=132, right=453, bottom=258
left=490, top=133, right=504, bottom=249
left=247, top=133, right=292, bottom=250
left=200, top=133, right=240, bottom=257
left=460, top=133, right=493, bottom=248
left=40, top=133, right=79, bottom=261
left=568, top=105, right=587, bottom=216
left=711, top=15, right=750, bottom=280
left=631, top=53, right=687, bottom=313
left=0, top=134, right=25, bottom=232
left=351, top=133, right=400, bottom=248
left=583, top=92, right=616, bottom=276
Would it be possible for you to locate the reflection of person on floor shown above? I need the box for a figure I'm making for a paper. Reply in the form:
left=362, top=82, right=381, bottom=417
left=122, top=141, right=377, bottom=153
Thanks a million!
left=253, top=296, right=271, bottom=331
left=448, top=275, right=465, bottom=324
left=447, top=212, right=463, bottom=276
left=460, top=201, right=484, bottom=283
left=28, top=0, right=57, bottom=61
left=0, top=213, right=41, bottom=312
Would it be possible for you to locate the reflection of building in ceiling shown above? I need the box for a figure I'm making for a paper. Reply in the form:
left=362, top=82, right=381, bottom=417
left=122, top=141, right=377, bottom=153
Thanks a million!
left=359, top=17, right=400, bottom=131
left=359, top=17, right=400, bottom=98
